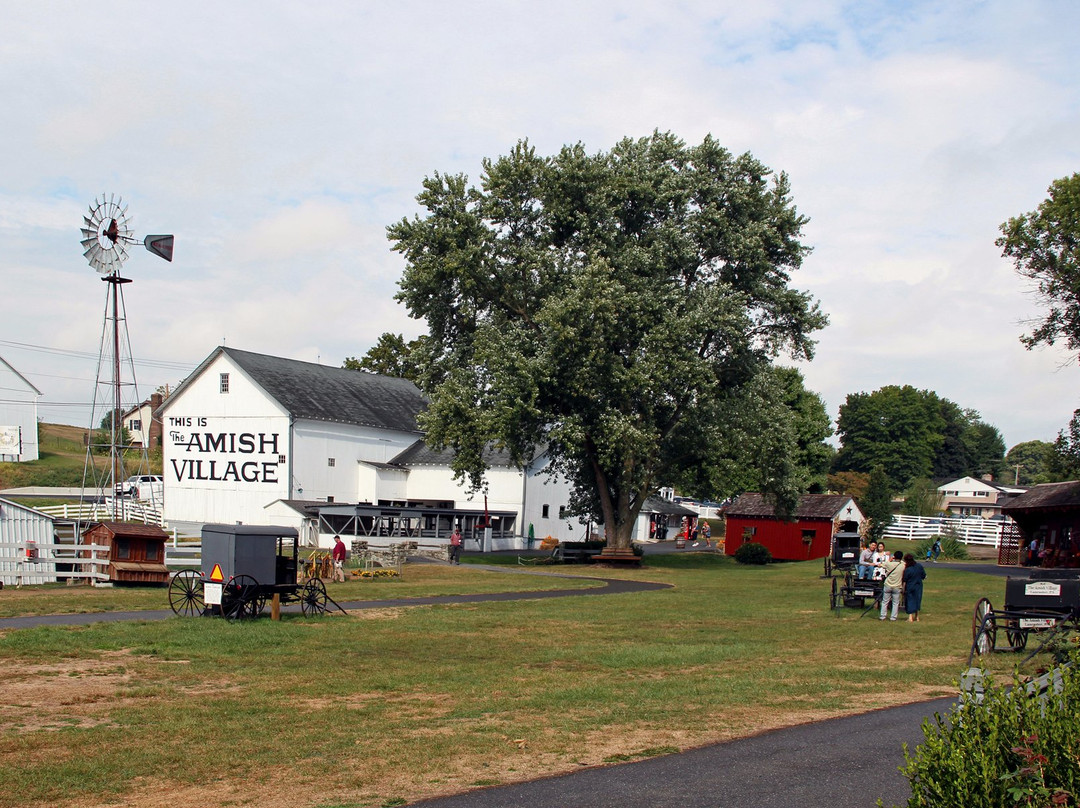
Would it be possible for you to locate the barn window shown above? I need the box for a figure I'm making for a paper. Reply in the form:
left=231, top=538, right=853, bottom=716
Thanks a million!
left=327, top=457, right=336, bottom=467
left=219, top=373, right=230, bottom=393
left=559, top=505, right=566, bottom=519
left=115, top=539, right=130, bottom=559
left=742, top=527, right=756, bottom=540
left=145, top=543, right=160, bottom=561
left=802, top=529, right=815, bottom=544
left=542, top=504, right=550, bottom=518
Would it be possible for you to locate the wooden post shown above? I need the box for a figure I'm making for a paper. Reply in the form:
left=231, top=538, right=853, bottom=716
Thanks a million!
left=272, top=593, right=281, bottom=621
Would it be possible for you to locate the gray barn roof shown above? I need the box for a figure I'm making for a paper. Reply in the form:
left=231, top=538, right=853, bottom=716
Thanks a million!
left=1002, top=481, right=1080, bottom=513
left=724, top=493, right=854, bottom=520
left=170, top=347, right=427, bottom=434
left=389, top=439, right=520, bottom=469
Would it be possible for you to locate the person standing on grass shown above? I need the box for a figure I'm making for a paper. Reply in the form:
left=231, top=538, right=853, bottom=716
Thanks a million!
left=903, top=553, right=926, bottom=622
left=331, top=535, right=347, bottom=583
left=879, top=551, right=905, bottom=621
left=449, top=526, right=463, bottom=564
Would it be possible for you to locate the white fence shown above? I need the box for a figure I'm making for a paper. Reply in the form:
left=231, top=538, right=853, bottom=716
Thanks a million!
left=37, top=500, right=164, bottom=527
left=0, top=540, right=202, bottom=586
left=883, top=514, right=1007, bottom=547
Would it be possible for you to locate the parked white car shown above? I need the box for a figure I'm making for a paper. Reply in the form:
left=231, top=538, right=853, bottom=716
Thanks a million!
left=113, top=474, right=163, bottom=500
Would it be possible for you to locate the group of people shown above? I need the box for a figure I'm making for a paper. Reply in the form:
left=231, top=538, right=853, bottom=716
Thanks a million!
left=856, top=539, right=927, bottom=622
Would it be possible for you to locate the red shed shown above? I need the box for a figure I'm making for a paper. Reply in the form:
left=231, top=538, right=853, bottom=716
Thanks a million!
left=723, top=494, right=864, bottom=562
left=81, top=521, right=171, bottom=585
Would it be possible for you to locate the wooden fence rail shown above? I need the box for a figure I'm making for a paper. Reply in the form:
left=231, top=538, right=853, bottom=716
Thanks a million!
left=0, top=541, right=202, bottom=586
left=36, top=500, right=165, bottom=527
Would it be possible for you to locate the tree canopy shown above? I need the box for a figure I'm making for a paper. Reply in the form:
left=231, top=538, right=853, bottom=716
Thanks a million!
left=998, top=173, right=1080, bottom=356
left=388, top=132, right=826, bottom=551
left=344, top=333, right=428, bottom=382
left=1004, top=440, right=1057, bottom=486
left=832, top=385, right=1004, bottom=489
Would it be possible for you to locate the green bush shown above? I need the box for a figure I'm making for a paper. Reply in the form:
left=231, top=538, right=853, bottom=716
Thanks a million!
left=914, top=534, right=970, bottom=561
left=891, top=651, right=1080, bottom=807
left=733, top=541, right=772, bottom=565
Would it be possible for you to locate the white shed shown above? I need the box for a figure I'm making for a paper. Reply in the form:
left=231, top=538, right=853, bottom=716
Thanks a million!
left=0, top=497, right=57, bottom=585
left=0, top=355, right=41, bottom=462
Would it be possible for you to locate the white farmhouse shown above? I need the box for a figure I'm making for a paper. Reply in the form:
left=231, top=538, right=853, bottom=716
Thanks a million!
left=159, top=347, right=583, bottom=548
left=937, top=475, right=1026, bottom=518
left=0, top=355, right=41, bottom=462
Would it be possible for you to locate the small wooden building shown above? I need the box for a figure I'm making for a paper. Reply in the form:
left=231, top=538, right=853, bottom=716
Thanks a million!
left=723, top=493, right=864, bottom=562
left=82, top=521, right=171, bottom=585
left=1001, top=481, right=1080, bottom=568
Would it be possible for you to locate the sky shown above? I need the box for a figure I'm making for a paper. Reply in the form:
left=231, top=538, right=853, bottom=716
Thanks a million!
left=1, top=0, right=1078, bottom=453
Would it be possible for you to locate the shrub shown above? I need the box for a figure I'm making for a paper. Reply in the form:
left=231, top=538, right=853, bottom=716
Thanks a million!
left=914, top=534, right=970, bottom=561
left=733, top=541, right=771, bottom=565
left=891, top=649, right=1080, bottom=807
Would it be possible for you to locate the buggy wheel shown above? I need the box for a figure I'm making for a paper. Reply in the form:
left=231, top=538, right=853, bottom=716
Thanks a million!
left=224, top=575, right=263, bottom=620
left=168, top=570, right=204, bottom=617
left=972, top=598, right=993, bottom=642
left=974, top=615, right=996, bottom=655
left=1007, top=620, right=1028, bottom=651
left=830, top=577, right=838, bottom=609
left=301, top=578, right=328, bottom=616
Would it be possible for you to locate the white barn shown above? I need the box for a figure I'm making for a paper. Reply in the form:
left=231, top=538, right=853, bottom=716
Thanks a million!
left=0, top=496, right=57, bottom=585
left=0, top=355, right=41, bottom=462
left=160, top=347, right=583, bottom=548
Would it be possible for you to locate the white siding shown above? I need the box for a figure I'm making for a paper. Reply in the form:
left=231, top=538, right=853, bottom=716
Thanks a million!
left=162, top=353, right=290, bottom=526
left=0, top=357, right=40, bottom=462
left=291, top=419, right=417, bottom=503
left=0, top=497, right=56, bottom=584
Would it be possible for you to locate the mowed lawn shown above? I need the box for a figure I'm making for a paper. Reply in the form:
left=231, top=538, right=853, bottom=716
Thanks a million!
left=0, top=556, right=1011, bottom=808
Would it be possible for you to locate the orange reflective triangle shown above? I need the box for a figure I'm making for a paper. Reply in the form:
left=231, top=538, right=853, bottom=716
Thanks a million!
left=209, top=564, right=224, bottom=582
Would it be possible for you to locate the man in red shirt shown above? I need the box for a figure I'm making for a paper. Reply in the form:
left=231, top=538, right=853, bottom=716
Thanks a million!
left=332, top=535, right=347, bottom=582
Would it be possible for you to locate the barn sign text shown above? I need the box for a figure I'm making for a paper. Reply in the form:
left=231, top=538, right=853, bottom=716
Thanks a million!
left=168, top=416, right=283, bottom=485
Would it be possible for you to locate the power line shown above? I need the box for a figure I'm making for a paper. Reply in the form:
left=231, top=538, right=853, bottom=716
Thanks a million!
left=0, top=338, right=194, bottom=372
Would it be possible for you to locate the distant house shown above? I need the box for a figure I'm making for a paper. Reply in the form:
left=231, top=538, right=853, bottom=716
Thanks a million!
left=121, top=392, right=164, bottom=449
left=0, top=355, right=41, bottom=462
left=723, top=493, right=864, bottom=562
left=1001, top=481, right=1080, bottom=568
left=937, top=476, right=1025, bottom=518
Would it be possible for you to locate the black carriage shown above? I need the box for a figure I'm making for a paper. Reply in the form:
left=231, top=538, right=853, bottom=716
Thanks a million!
left=829, top=569, right=883, bottom=611
left=824, top=531, right=862, bottom=578
left=969, top=568, right=1080, bottom=662
left=168, top=524, right=331, bottom=619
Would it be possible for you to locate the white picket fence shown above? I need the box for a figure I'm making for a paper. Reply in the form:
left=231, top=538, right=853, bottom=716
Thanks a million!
left=0, top=540, right=202, bottom=586
left=37, top=500, right=165, bottom=527
left=883, top=514, right=1006, bottom=547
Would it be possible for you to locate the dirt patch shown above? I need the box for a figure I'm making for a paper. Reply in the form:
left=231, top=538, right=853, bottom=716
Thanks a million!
left=0, top=653, right=134, bottom=733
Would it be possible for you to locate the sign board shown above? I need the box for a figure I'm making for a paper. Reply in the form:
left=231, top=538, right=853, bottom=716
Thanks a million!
left=1025, top=581, right=1062, bottom=597
left=1020, top=617, right=1058, bottom=629
left=0, top=426, right=20, bottom=455
left=204, top=582, right=223, bottom=606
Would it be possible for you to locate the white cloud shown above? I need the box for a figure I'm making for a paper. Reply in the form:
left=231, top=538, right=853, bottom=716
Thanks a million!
left=2, top=0, right=1079, bottom=455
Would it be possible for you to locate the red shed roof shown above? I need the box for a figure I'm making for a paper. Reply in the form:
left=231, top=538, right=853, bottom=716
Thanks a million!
left=724, top=493, right=855, bottom=521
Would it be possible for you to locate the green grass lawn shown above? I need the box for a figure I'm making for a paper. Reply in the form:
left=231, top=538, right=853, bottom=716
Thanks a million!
left=0, top=555, right=1020, bottom=808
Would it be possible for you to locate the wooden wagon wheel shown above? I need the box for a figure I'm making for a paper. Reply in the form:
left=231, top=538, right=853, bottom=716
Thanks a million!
left=168, top=570, right=204, bottom=617
left=972, top=598, right=996, bottom=655
left=972, top=598, right=993, bottom=642
left=1006, top=619, right=1028, bottom=651
left=224, top=575, right=264, bottom=620
left=300, top=578, right=328, bottom=616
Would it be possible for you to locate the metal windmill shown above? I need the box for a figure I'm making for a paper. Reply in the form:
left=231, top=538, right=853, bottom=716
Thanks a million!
left=79, top=194, right=174, bottom=520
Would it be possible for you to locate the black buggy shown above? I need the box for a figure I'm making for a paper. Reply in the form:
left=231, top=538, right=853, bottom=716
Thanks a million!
left=823, top=531, right=862, bottom=578
left=969, top=568, right=1080, bottom=663
left=167, top=524, right=333, bottom=619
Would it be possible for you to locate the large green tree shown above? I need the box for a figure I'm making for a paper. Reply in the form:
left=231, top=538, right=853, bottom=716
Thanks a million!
left=388, top=132, right=827, bottom=552
left=344, top=332, right=429, bottom=382
left=862, top=465, right=894, bottom=542
left=1005, top=439, right=1058, bottom=485
left=833, top=385, right=1005, bottom=489
left=997, top=173, right=1080, bottom=356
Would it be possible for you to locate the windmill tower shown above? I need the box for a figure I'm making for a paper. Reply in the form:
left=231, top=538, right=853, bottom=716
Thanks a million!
left=78, top=194, right=174, bottom=520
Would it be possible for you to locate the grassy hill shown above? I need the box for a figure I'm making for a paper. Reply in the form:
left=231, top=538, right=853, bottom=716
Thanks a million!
left=0, top=422, right=161, bottom=490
